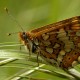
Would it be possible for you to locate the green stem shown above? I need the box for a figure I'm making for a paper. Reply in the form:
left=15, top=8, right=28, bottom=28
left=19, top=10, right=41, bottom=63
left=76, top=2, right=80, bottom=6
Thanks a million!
left=6, top=64, right=45, bottom=80
left=0, top=58, right=17, bottom=65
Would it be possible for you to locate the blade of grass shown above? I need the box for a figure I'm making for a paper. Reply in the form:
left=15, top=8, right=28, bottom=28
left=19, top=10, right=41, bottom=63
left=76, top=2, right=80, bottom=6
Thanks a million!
left=0, top=44, right=23, bottom=48
left=36, top=68, right=76, bottom=80
left=0, top=50, right=27, bottom=59
left=0, top=58, right=17, bottom=66
left=6, top=64, right=45, bottom=80
left=68, top=68, right=80, bottom=79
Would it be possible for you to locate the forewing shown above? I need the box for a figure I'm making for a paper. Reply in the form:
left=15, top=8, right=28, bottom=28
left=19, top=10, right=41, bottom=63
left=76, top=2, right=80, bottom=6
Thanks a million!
left=31, top=16, right=80, bottom=69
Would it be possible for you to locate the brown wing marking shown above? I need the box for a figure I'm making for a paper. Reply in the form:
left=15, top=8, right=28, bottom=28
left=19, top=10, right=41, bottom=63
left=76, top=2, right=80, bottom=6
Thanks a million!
left=31, top=16, right=80, bottom=36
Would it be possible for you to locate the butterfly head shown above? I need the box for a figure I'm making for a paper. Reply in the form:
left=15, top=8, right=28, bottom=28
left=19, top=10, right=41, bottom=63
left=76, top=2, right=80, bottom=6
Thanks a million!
left=19, top=32, right=38, bottom=53
left=19, top=32, right=28, bottom=41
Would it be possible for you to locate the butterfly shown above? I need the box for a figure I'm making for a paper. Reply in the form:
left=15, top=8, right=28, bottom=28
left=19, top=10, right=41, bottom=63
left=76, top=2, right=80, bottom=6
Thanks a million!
left=19, top=16, right=80, bottom=69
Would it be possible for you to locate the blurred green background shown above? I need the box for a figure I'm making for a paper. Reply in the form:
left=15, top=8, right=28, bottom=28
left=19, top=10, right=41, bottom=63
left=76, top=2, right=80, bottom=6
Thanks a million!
left=0, top=0, right=80, bottom=43
left=0, top=0, right=80, bottom=80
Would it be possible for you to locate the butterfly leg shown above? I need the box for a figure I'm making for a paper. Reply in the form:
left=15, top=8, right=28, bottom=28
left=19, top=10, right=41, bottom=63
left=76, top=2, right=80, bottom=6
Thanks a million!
left=37, top=52, right=40, bottom=66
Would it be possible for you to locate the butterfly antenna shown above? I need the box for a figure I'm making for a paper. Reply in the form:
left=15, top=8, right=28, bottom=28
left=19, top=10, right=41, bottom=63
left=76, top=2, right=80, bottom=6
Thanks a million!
left=4, top=7, right=24, bottom=31
left=7, top=32, right=19, bottom=36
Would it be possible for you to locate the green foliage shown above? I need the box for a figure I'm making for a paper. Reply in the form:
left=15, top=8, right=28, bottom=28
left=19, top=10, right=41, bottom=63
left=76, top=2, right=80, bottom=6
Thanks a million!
left=0, top=49, right=80, bottom=80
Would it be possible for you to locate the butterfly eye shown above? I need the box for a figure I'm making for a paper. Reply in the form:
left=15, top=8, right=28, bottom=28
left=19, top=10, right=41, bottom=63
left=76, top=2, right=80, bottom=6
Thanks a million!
left=22, top=32, right=28, bottom=40
left=68, top=57, right=71, bottom=60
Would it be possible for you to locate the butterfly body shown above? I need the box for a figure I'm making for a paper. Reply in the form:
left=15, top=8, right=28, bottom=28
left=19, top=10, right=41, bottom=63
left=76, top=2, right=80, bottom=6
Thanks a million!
left=19, top=16, right=80, bottom=69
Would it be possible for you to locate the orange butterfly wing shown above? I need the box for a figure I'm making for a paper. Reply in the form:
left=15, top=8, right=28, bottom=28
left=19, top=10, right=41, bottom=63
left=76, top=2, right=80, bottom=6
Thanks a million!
left=28, top=16, right=80, bottom=69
